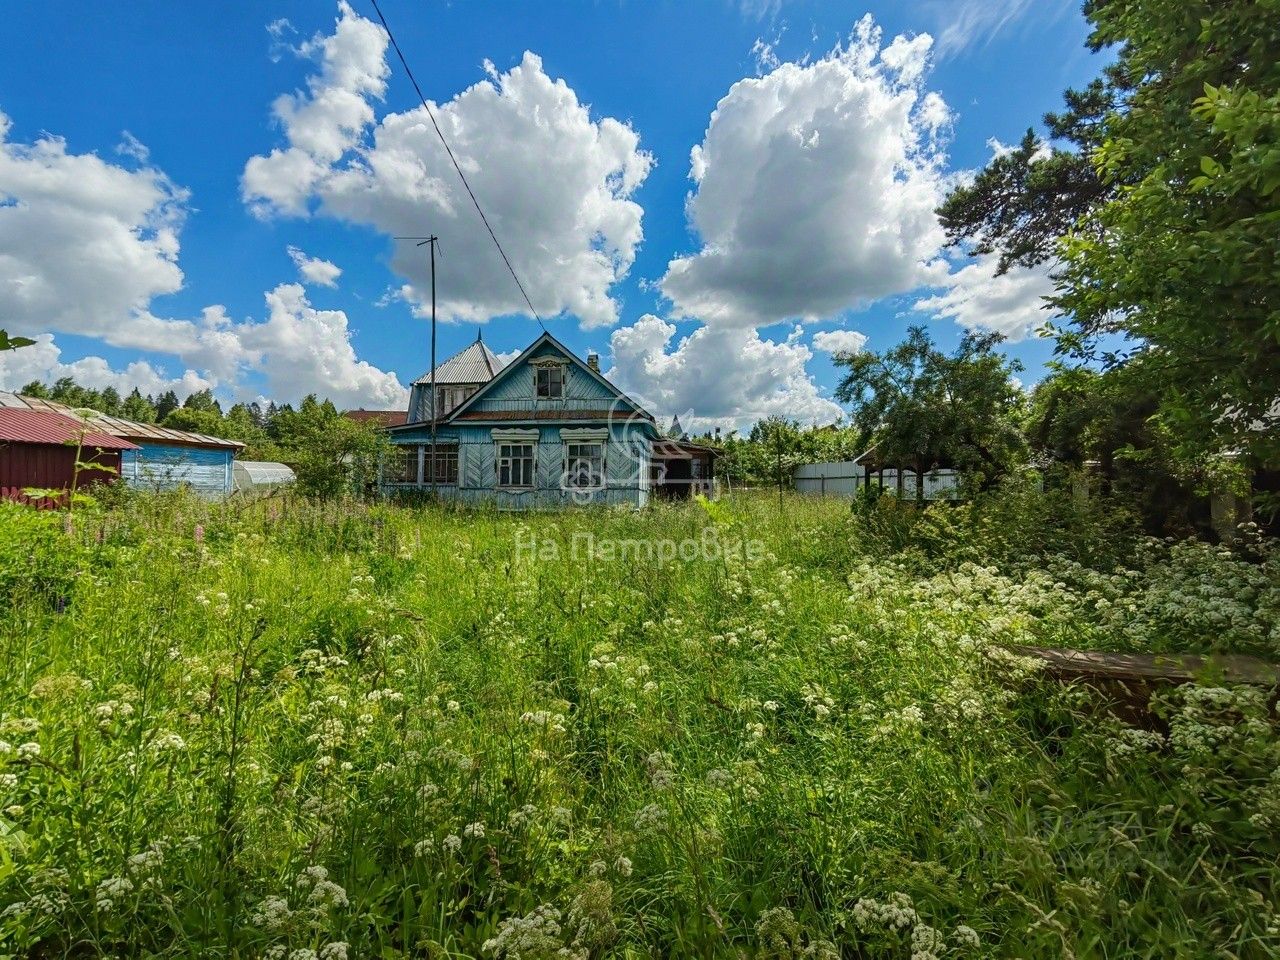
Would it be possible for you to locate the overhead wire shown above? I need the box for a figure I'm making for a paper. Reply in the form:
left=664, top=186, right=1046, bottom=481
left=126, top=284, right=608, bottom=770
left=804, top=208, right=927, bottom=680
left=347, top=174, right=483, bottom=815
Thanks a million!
left=369, top=0, right=547, bottom=331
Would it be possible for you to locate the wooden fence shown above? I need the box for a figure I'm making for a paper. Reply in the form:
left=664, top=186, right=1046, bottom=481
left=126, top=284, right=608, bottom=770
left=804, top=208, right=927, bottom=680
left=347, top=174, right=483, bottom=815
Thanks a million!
left=1, top=486, right=65, bottom=509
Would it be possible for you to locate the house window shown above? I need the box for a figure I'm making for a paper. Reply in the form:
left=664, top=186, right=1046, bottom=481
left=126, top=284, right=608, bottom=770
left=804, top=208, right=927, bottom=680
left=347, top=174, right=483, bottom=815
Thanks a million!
left=563, top=442, right=604, bottom=490
left=431, top=446, right=459, bottom=485
left=388, top=446, right=419, bottom=484
left=535, top=365, right=564, bottom=399
left=435, top=386, right=472, bottom=416
left=497, top=443, right=535, bottom=487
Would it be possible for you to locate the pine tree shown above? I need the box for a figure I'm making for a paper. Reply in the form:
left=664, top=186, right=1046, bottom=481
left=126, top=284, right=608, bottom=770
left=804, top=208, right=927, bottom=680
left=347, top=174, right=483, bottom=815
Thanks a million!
left=121, top=388, right=157, bottom=423
left=155, top=390, right=180, bottom=420
left=99, top=386, right=122, bottom=416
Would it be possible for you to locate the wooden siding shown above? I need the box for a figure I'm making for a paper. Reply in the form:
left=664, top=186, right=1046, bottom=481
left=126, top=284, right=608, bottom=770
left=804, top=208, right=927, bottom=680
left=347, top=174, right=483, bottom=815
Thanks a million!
left=385, top=336, right=659, bottom=508
left=466, top=341, right=638, bottom=416
left=387, top=423, right=654, bottom=508
left=122, top=443, right=234, bottom=496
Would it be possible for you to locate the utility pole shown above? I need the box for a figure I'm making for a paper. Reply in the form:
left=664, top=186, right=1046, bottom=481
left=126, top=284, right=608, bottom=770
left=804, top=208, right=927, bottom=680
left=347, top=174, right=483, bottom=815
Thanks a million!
left=776, top=428, right=784, bottom=510
left=395, top=235, right=441, bottom=496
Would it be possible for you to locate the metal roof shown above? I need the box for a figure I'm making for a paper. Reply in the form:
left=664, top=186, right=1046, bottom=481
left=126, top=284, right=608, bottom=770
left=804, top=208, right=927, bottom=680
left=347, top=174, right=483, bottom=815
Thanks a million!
left=652, top=439, right=719, bottom=459
left=412, top=339, right=504, bottom=385
left=343, top=409, right=408, bottom=427
left=0, top=409, right=139, bottom=449
left=0, top=392, right=243, bottom=449
left=452, top=408, right=655, bottom=422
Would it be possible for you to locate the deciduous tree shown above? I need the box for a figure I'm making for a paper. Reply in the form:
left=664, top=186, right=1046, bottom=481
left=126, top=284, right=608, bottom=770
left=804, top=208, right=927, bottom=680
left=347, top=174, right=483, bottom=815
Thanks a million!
left=834, top=327, right=1026, bottom=499
left=940, top=0, right=1280, bottom=469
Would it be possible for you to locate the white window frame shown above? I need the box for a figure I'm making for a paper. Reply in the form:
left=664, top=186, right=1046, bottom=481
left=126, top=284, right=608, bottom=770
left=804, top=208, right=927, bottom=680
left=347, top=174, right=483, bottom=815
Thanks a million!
left=532, top=359, right=567, bottom=401
left=496, top=444, right=535, bottom=488
left=493, top=429, right=540, bottom=489
left=559, top=428, right=608, bottom=492
left=434, top=386, right=475, bottom=417
left=562, top=442, right=605, bottom=490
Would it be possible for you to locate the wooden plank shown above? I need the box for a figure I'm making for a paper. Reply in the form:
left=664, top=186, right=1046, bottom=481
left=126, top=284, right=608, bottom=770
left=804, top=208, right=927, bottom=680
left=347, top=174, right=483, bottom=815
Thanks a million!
left=1011, top=645, right=1280, bottom=686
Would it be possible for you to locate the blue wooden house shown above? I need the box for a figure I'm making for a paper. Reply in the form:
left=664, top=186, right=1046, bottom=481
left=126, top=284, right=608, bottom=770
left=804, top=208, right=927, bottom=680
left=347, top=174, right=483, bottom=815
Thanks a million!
left=384, top=332, right=665, bottom=507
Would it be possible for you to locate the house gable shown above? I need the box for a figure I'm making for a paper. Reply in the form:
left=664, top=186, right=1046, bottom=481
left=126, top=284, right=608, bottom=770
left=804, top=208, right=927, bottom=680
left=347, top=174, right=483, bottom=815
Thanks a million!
left=443, top=332, right=653, bottom=425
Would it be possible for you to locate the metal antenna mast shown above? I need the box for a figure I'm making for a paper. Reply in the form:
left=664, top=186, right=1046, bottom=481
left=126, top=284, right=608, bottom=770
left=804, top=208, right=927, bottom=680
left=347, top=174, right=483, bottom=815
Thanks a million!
left=395, top=235, right=441, bottom=495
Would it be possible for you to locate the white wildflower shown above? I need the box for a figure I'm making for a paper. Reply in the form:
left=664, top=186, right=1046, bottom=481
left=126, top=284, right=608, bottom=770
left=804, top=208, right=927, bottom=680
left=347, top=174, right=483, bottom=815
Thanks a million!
left=633, top=803, right=666, bottom=833
left=95, top=875, right=133, bottom=911
left=251, top=895, right=292, bottom=930
left=952, top=924, right=980, bottom=948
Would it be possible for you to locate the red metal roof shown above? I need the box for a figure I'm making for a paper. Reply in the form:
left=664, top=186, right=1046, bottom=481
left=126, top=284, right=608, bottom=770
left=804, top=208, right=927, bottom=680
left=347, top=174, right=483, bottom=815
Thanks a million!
left=0, top=409, right=139, bottom=449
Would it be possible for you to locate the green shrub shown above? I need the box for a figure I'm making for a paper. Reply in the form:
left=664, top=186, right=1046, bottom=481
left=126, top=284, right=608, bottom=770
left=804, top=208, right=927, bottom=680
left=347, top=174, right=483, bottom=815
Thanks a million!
left=0, top=503, right=81, bottom=608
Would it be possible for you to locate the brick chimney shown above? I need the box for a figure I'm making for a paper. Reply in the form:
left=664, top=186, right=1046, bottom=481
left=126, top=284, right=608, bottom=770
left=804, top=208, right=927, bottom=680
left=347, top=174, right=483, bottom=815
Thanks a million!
left=586, top=352, right=600, bottom=373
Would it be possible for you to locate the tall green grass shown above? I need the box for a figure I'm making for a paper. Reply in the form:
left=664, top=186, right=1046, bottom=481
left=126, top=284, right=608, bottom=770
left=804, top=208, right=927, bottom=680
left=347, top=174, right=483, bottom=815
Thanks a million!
left=0, top=493, right=1276, bottom=958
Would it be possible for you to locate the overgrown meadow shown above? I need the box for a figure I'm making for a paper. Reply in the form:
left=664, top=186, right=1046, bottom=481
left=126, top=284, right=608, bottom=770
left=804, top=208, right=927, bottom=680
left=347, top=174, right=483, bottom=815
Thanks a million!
left=1, top=491, right=1278, bottom=959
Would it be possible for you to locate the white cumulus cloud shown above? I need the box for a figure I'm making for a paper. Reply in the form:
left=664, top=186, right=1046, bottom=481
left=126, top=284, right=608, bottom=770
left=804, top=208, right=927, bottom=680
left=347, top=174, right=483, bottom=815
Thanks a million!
left=231, top=283, right=407, bottom=408
left=0, top=107, right=404, bottom=408
left=659, top=15, right=951, bottom=329
left=607, top=314, right=842, bottom=432
left=913, top=255, right=1054, bottom=341
left=288, top=246, right=342, bottom=287
left=811, top=329, right=868, bottom=355
left=243, top=2, right=653, bottom=329
left=0, top=334, right=213, bottom=398
left=0, top=110, right=188, bottom=349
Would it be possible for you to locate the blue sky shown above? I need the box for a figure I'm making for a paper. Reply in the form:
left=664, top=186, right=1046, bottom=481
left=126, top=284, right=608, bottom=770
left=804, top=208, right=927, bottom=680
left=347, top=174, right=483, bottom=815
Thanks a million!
left=0, top=0, right=1099, bottom=429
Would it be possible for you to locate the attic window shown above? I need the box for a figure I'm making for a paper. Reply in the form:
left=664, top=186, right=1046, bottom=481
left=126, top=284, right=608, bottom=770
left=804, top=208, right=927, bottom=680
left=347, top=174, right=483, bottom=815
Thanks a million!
left=535, top=365, right=564, bottom=399
left=435, top=386, right=470, bottom=416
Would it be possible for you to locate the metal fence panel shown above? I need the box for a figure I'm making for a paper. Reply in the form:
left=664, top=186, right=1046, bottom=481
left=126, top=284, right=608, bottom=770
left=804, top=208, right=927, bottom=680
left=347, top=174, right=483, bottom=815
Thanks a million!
left=794, top=462, right=960, bottom=499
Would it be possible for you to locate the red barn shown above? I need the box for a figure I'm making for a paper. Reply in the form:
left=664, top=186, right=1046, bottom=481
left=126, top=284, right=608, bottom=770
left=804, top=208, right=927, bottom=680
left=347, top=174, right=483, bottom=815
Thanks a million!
left=0, top=409, right=138, bottom=506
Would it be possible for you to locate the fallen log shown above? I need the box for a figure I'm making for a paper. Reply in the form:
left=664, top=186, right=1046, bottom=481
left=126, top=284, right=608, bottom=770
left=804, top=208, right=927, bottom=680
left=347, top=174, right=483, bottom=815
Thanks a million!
left=1011, top=645, right=1280, bottom=687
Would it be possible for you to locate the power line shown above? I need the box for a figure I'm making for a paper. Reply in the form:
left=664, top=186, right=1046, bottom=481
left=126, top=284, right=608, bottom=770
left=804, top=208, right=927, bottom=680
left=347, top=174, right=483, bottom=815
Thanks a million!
left=369, top=0, right=546, bottom=331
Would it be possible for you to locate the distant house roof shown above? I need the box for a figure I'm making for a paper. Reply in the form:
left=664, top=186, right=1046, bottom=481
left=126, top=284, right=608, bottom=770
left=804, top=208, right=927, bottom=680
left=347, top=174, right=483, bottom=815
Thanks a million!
left=0, top=408, right=139, bottom=449
left=412, top=336, right=505, bottom=385
left=0, top=392, right=243, bottom=450
left=344, top=409, right=408, bottom=427
left=652, top=439, right=719, bottom=459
